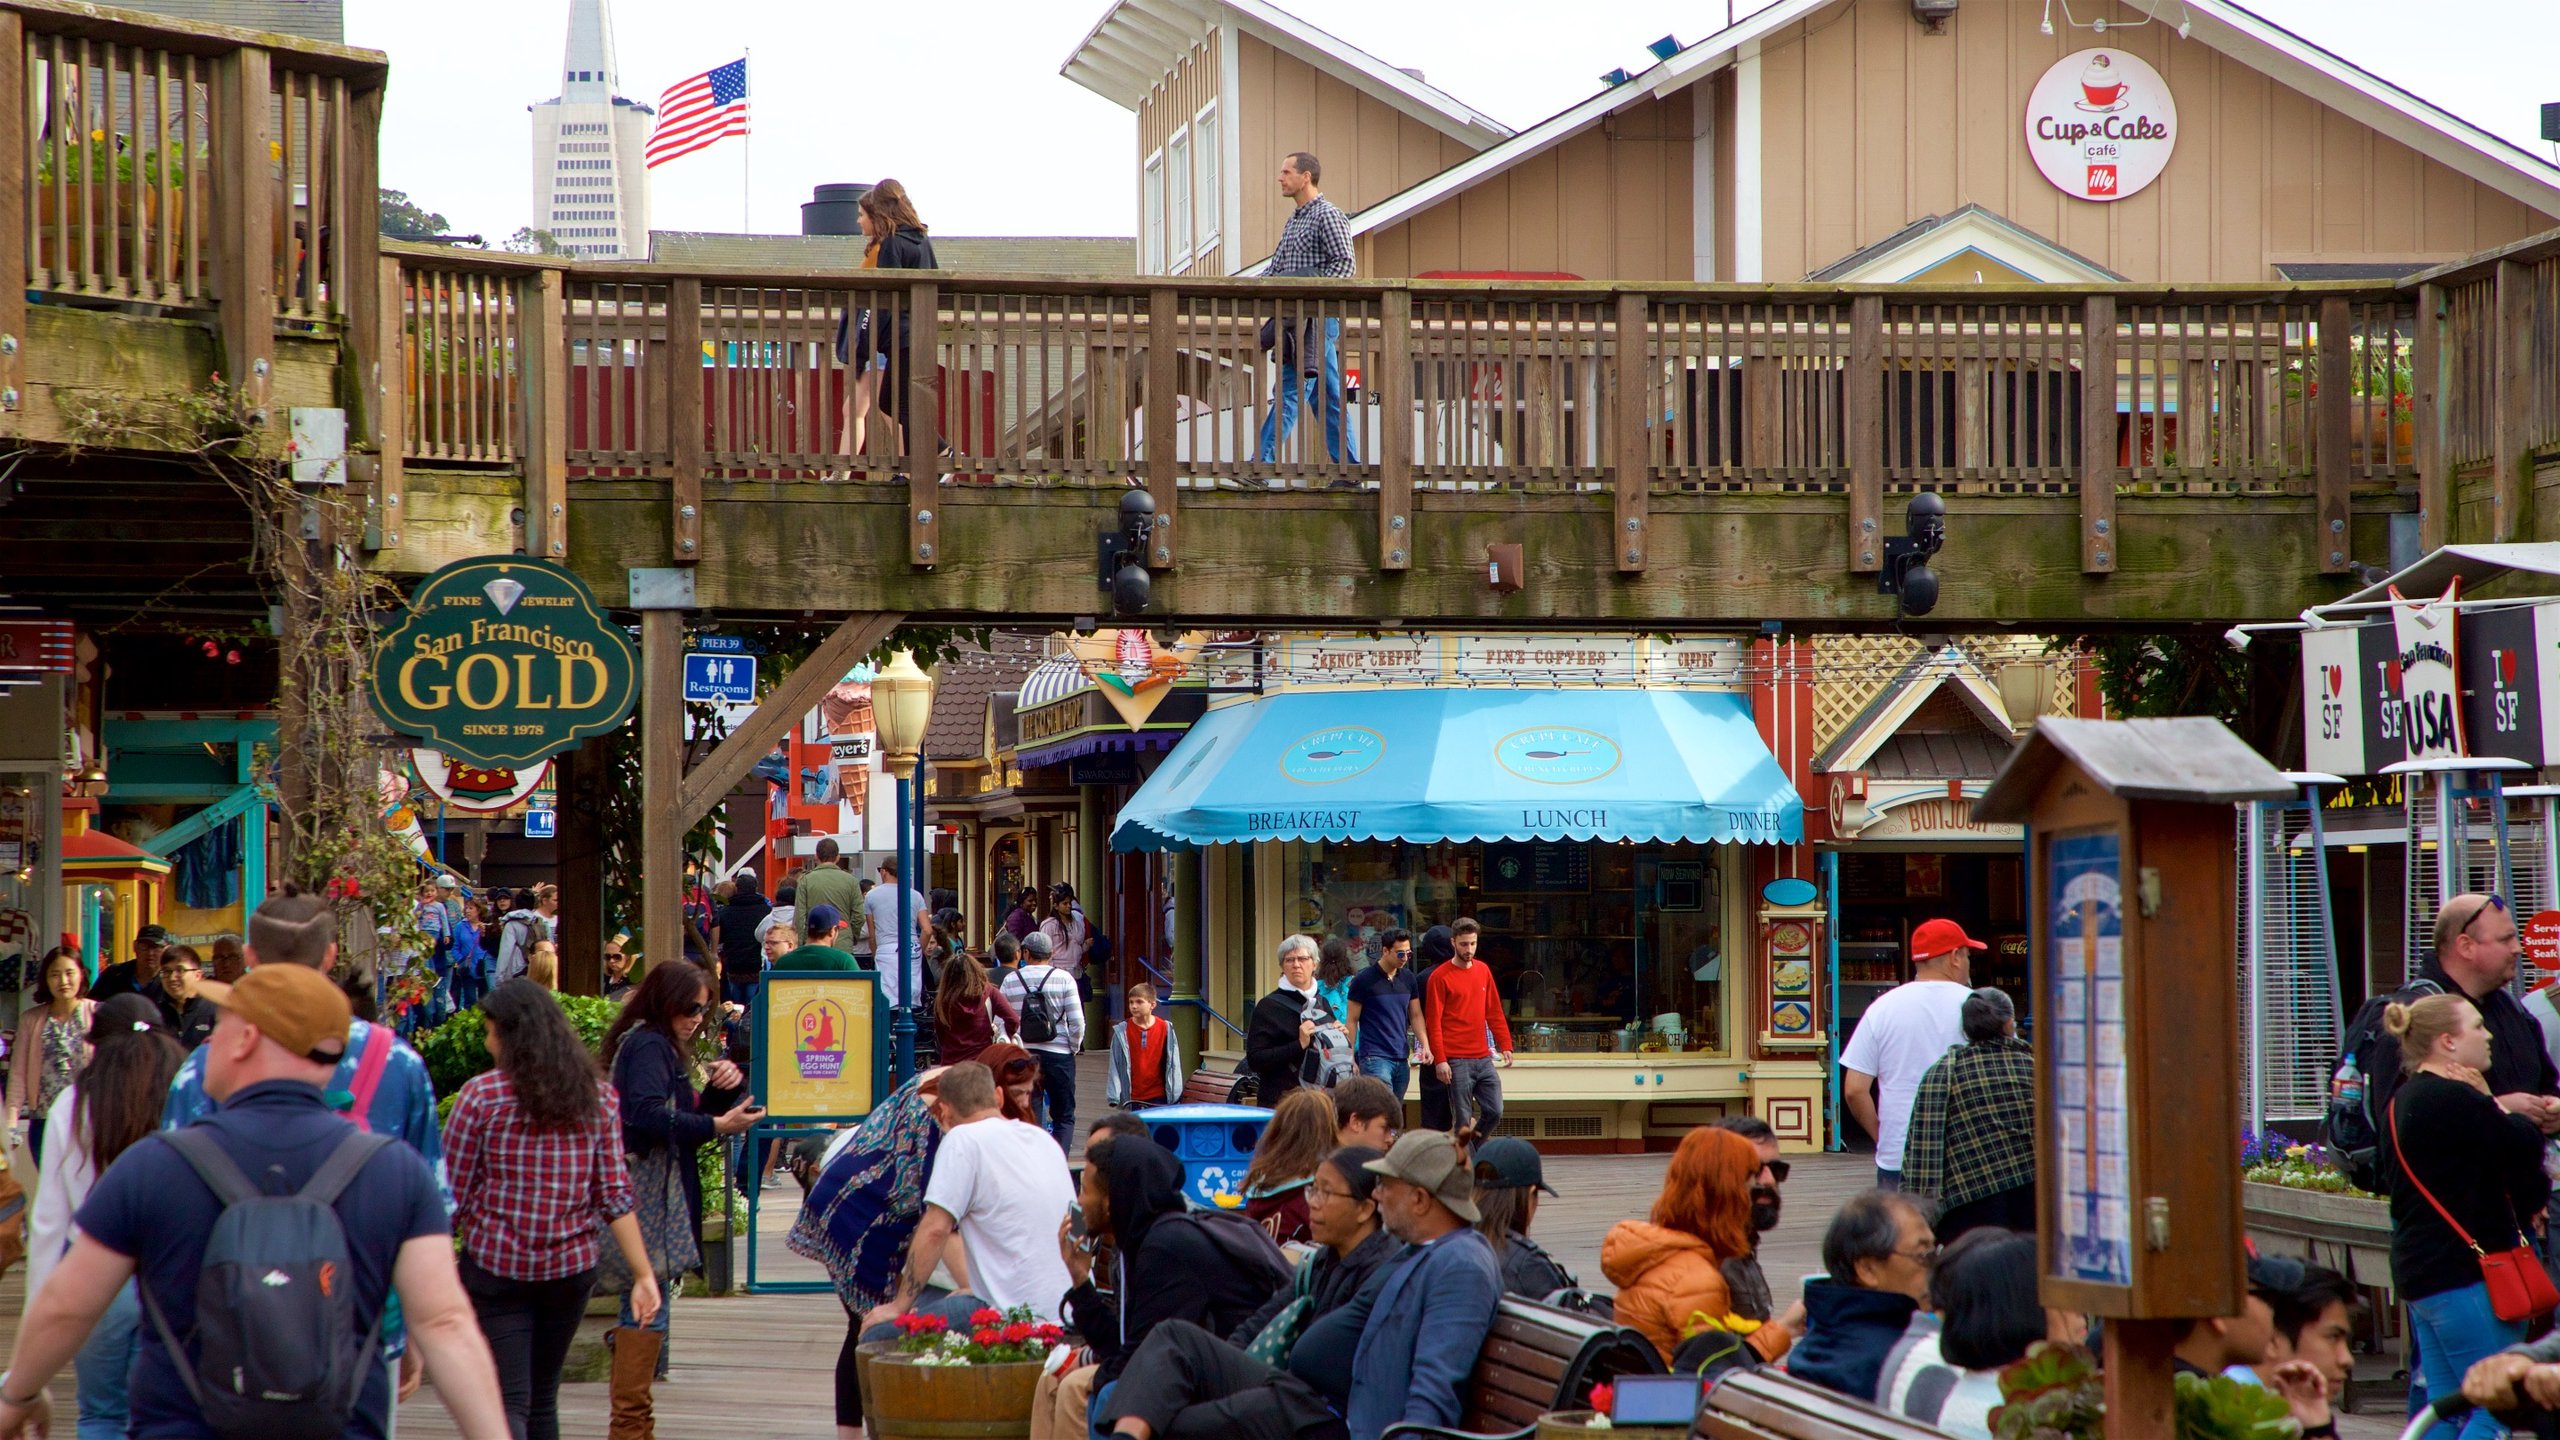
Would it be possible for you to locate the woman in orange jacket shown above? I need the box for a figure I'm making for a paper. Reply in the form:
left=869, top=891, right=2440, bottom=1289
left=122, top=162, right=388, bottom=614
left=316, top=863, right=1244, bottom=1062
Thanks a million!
left=1601, top=1126, right=1802, bottom=1364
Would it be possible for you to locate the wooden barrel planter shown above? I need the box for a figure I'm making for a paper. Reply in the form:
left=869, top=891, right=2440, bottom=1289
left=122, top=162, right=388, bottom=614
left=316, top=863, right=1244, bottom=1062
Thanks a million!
left=861, top=1344, right=1045, bottom=1440
left=1538, top=1414, right=1688, bottom=1440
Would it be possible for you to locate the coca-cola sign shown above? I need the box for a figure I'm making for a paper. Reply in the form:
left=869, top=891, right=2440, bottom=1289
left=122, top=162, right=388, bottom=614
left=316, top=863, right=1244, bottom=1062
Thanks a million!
left=2025, top=48, right=2177, bottom=203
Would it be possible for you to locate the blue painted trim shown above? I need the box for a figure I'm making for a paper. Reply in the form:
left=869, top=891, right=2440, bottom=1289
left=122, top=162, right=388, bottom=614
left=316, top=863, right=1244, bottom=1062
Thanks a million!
left=1823, top=850, right=1844, bottom=1152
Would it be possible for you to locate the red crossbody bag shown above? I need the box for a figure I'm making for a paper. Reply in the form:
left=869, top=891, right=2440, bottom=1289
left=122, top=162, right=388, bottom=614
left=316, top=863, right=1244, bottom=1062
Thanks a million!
left=2390, top=1092, right=2560, bottom=1322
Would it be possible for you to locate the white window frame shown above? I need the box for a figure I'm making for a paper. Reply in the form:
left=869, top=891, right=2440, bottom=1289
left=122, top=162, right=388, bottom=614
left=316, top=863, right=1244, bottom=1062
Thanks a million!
left=1167, top=126, right=1194, bottom=273
left=1143, top=149, right=1166, bottom=275
left=1193, top=102, right=1221, bottom=258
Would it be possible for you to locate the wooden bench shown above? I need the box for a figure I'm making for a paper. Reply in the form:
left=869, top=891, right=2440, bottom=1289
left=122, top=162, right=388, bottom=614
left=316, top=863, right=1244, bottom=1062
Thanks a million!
left=1693, top=1368, right=1956, bottom=1440
left=1382, top=1296, right=1664, bottom=1440
left=1180, top=1067, right=1255, bottom=1105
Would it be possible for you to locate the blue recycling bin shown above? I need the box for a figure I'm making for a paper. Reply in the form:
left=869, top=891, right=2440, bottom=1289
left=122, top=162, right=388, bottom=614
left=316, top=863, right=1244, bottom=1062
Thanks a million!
left=1134, top=1103, right=1271, bottom=1208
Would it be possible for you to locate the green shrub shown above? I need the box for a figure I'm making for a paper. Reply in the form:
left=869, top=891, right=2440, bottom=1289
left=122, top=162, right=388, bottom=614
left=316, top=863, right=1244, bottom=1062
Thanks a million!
left=418, top=993, right=627, bottom=1097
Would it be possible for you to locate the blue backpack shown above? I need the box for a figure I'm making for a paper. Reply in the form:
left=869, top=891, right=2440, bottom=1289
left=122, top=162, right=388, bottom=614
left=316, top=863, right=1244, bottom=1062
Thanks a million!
left=140, top=1127, right=395, bottom=1440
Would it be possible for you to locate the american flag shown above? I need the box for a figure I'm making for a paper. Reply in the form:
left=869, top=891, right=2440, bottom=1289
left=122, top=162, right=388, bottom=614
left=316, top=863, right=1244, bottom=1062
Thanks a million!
left=645, top=58, right=749, bottom=169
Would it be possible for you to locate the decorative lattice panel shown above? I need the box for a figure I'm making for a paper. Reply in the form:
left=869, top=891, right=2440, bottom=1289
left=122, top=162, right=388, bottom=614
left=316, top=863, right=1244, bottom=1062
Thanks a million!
left=1809, top=634, right=2075, bottom=753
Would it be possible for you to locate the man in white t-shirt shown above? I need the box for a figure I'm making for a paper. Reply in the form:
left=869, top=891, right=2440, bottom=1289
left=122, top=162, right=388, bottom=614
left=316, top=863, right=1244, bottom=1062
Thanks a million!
left=1839, top=917, right=1982, bottom=1190
left=863, top=1060, right=1076, bottom=1329
left=861, top=856, right=932, bottom=1009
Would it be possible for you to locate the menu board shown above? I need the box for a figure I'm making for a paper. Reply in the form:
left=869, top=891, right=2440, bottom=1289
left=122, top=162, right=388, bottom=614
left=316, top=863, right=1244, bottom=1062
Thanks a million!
left=2047, top=829, right=2132, bottom=1287
left=758, top=973, right=881, bottom=1122
left=1482, top=841, right=1592, bottom=893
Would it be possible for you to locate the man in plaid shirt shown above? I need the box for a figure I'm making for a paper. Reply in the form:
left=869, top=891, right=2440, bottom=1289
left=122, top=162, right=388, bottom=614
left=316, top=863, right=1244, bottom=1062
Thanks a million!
left=1900, top=986, right=2036, bottom=1242
left=1254, top=150, right=1361, bottom=472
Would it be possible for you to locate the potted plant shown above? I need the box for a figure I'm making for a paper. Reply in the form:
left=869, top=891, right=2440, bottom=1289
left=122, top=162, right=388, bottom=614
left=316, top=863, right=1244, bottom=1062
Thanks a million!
left=2238, top=1131, right=2389, bottom=1286
left=860, top=1306, right=1067, bottom=1440
left=31, top=130, right=195, bottom=280
left=1990, top=1342, right=2105, bottom=1440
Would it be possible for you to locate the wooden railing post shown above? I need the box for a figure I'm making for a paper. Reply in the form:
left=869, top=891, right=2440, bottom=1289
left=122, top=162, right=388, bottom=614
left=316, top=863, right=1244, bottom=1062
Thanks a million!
left=2414, top=281, right=2449, bottom=549
left=2316, top=296, right=2352, bottom=568
left=2494, top=260, right=2533, bottom=544
left=1612, top=292, right=1650, bottom=572
left=1847, top=294, right=1884, bottom=573
left=0, top=12, right=22, bottom=439
left=1145, top=286, right=1180, bottom=568
left=908, top=280, right=940, bottom=568
left=212, top=44, right=275, bottom=418
left=2080, top=295, right=2118, bottom=573
left=1376, top=288, right=1413, bottom=570
left=667, top=276, right=703, bottom=565
left=518, top=269, right=569, bottom=560
left=344, top=81, right=385, bottom=545
left=371, top=255, right=405, bottom=548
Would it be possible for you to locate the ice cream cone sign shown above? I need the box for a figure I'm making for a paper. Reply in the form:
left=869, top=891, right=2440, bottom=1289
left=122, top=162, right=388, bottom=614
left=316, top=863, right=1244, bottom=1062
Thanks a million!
left=1064, top=629, right=1207, bottom=729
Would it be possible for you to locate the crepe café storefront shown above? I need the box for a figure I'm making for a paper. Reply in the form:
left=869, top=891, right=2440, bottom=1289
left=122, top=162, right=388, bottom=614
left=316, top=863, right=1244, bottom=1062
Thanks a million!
left=1111, top=633, right=1827, bottom=1152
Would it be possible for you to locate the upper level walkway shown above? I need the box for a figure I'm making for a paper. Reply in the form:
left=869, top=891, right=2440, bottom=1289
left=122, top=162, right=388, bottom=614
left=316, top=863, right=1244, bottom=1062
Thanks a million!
left=4, top=1, right=2558, bottom=628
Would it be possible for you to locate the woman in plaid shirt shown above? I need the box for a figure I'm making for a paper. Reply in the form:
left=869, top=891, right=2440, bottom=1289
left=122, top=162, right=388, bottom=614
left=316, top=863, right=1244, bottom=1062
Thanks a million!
left=445, top=980, right=663, bottom=1440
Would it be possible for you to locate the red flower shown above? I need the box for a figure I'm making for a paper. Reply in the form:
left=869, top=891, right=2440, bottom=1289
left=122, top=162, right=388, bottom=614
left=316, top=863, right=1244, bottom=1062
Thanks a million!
left=970, top=1308, right=1003, bottom=1326
left=973, top=1328, right=1001, bottom=1347
left=1034, top=1324, right=1066, bottom=1344
left=1000, top=1323, right=1033, bottom=1345
left=1589, top=1384, right=1616, bottom=1417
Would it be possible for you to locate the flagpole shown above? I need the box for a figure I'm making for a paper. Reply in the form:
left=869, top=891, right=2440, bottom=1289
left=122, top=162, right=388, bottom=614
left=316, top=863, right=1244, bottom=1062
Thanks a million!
left=741, top=49, right=752, bottom=233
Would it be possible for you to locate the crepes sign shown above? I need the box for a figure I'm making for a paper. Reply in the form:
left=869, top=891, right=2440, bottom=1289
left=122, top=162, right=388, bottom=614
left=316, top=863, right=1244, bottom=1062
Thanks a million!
left=371, top=557, right=639, bottom=769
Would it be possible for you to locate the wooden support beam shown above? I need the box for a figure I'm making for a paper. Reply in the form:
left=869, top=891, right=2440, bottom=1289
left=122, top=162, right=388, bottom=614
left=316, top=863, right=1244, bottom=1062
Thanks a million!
left=371, top=255, right=405, bottom=549
left=667, top=276, right=704, bottom=565
left=2080, top=295, right=2118, bottom=573
left=0, top=12, right=25, bottom=439
left=1847, top=294, right=1883, bottom=573
left=639, top=610, right=684, bottom=980
left=341, top=80, right=382, bottom=433
left=2495, top=260, right=2533, bottom=544
left=1145, top=286, right=1180, bottom=568
left=1377, top=288, right=1413, bottom=571
left=2101, top=1319, right=2179, bottom=1440
left=676, top=611, right=904, bottom=825
left=1612, top=292, right=1650, bottom=573
left=908, top=280, right=941, bottom=568
left=553, top=734, right=606, bottom=994
left=519, top=269, right=569, bottom=559
left=2414, top=281, right=2448, bottom=550
left=2316, top=296, right=2353, bottom=569
left=212, top=45, right=275, bottom=418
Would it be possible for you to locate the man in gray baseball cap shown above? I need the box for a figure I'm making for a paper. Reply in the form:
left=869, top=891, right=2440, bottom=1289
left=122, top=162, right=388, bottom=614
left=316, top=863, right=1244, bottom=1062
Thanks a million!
left=1340, top=1133, right=1502, bottom=1439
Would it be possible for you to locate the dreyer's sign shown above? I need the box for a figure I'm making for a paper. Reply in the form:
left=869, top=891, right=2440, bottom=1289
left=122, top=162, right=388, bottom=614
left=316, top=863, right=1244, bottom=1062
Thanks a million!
left=2301, top=588, right=2555, bottom=776
left=2025, top=49, right=2177, bottom=203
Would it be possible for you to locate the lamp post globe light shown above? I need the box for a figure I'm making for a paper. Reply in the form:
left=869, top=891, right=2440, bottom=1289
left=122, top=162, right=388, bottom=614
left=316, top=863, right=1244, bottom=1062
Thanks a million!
left=872, top=648, right=937, bottom=1080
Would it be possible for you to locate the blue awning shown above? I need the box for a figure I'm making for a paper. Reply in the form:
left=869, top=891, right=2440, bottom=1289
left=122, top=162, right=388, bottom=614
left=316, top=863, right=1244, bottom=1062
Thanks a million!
left=1110, top=688, right=1803, bottom=851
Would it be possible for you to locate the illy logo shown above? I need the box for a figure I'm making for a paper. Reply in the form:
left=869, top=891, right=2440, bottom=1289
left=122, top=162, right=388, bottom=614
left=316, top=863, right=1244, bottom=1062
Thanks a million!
left=2085, top=164, right=2118, bottom=196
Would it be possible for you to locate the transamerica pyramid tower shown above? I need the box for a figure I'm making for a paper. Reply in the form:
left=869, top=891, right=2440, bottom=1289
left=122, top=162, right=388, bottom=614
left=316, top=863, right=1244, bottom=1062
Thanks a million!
left=527, top=0, right=652, bottom=259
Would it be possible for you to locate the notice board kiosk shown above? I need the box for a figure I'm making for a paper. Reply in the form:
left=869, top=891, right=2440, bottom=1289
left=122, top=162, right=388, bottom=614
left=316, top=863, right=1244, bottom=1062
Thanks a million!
left=745, top=966, right=889, bottom=1292
left=1973, top=717, right=2293, bottom=1440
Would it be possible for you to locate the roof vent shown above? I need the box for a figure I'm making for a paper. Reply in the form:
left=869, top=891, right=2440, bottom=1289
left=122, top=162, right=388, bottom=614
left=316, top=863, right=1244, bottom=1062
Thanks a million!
left=1397, top=67, right=1425, bottom=83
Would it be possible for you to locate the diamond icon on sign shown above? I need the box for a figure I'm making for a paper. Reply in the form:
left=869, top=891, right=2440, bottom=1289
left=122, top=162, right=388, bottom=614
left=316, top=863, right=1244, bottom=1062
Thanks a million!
left=483, top=577, right=526, bottom=614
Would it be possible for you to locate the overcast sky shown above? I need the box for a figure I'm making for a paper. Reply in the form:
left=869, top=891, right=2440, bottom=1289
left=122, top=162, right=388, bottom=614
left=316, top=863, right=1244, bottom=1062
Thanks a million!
left=353, top=0, right=2560, bottom=245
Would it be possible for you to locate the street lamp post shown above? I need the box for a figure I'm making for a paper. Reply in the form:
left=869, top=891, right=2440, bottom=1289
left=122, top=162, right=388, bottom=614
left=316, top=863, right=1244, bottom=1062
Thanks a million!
left=872, top=649, right=937, bottom=1081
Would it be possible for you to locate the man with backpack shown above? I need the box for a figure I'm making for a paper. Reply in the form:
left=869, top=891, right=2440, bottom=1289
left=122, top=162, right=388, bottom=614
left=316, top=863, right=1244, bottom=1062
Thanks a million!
left=491, top=889, right=547, bottom=988
left=1000, top=931, right=1084, bottom=1148
left=0, top=961, right=505, bottom=1440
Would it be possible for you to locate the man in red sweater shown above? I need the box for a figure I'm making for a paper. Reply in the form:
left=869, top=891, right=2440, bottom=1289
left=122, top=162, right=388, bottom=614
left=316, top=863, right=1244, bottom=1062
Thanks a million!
left=1427, top=917, right=1513, bottom=1135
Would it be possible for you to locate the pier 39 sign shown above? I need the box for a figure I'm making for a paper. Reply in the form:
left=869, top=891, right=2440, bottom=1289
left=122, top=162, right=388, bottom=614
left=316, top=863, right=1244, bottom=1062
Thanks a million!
left=370, top=557, right=639, bottom=769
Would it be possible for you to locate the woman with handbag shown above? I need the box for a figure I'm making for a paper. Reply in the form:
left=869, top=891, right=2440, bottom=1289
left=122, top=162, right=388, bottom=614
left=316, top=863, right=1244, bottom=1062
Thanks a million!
left=444, top=980, right=661, bottom=1440
left=599, top=961, right=762, bottom=1439
left=12, top=947, right=95, bottom=1165
left=831, top=180, right=943, bottom=482
left=2383, top=993, right=2554, bottom=1440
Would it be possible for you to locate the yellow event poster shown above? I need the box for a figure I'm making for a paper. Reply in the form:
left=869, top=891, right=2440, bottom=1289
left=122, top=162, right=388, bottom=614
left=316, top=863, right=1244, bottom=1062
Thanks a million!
left=760, top=976, right=878, bottom=1120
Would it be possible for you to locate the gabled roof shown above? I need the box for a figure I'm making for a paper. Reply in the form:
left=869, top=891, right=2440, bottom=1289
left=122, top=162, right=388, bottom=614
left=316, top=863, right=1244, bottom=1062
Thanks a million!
left=1335, top=0, right=2560, bottom=258
left=1062, top=0, right=1511, bottom=148
left=1808, top=204, right=2124, bottom=284
left=1817, top=647, right=2016, bottom=775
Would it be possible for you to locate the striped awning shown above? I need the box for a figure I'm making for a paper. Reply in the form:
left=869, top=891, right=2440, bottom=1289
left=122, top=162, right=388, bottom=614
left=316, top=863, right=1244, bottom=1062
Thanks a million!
left=1015, top=653, right=1090, bottom=712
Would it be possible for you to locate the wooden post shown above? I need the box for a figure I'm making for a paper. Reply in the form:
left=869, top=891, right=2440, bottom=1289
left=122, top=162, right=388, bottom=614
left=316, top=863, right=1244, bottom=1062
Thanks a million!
left=2102, top=1320, right=2180, bottom=1440
left=0, top=12, right=26, bottom=440
left=907, top=279, right=940, bottom=568
left=639, top=610, right=685, bottom=979
left=212, top=45, right=275, bottom=417
left=2414, top=281, right=2449, bottom=550
left=1376, top=288, right=1413, bottom=570
left=1145, top=286, right=1180, bottom=568
left=519, top=269, right=569, bottom=560
left=677, top=611, right=903, bottom=824
left=370, top=255, right=405, bottom=548
left=553, top=736, right=606, bottom=994
left=2495, top=260, right=2533, bottom=545
left=340, top=82, right=382, bottom=429
left=2315, top=296, right=2353, bottom=568
left=1847, top=294, right=1883, bottom=573
left=1612, top=292, right=1650, bottom=573
left=1170, top=848, right=1205, bottom=1063
left=667, top=276, right=704, bottom=565
left=2081, top=295, right=2119, bottom=573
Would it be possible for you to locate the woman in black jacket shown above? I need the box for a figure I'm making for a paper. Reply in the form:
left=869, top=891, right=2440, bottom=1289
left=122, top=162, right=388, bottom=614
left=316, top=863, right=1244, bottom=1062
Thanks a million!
left=599, top=961, right=761, bottom=1419
left=1229, top=1146, right=1399, bottom=1358
left=833, top=178, right=942, bottom=478
left=1413, top=925, right=1457, bottom=1130
left=2382, top=993, right=2551, bottom=1440
left=1061, top=1132, right=1289, bottom=1390
left=1246, top=934, right=1331, bottom=1105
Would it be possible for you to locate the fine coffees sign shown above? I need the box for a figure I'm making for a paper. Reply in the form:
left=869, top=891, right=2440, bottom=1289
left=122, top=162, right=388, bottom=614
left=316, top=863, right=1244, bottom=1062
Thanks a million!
left=371, top=557, right=639, bottom=769
left=2025, top=48, right=2177, bottom=203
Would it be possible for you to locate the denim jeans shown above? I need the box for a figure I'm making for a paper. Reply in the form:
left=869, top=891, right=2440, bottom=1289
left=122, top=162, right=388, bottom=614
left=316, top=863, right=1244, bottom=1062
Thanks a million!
left=1036, top=1048, right=1078, bottom=1148
left=1359, top=1055, right=1409, bottom=1102
left=2409, top=1281, right=2523, bottom=1440
left=621, top=1282, right=673, bottom=1379
left=74, top=1280, right=138, bottom=1440
left=1256, top=318, right=1358, bottom=466
left=1446, top=1056, right=1502, bottom=1134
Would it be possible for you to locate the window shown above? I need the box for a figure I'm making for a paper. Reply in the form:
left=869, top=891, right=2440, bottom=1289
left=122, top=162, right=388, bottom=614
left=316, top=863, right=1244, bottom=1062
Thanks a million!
left=1142, top=151, right=1165, bottom=274
left=1167, top=128, right=1192, bottom=270
left=1194, top=103, right=1220, bottom=255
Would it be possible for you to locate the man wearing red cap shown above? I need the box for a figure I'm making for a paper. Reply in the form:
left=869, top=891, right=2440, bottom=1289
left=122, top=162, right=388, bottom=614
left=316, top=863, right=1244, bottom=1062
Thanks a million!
left=1839, top=917, right=1984, bottom=1190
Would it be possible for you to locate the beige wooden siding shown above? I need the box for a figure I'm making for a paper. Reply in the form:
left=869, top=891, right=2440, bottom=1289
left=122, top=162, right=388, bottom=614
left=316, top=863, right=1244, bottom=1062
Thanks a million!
left=1755, top=0, right=2552, bottom=282
left=1361, top=89, right=1695, bottom=280
left=1136, top=31, right=1223, bottom=276
left=1232, top=35, right=1479, bottom=269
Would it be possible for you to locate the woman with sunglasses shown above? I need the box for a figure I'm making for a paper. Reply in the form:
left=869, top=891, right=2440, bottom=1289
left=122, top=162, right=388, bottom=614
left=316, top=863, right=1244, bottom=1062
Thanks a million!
left=599, top=961, right=763, bottom=1435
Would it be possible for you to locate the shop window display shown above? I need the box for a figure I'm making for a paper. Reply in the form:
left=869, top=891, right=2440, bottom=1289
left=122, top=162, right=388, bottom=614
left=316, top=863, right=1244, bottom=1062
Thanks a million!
left=1282, top=838, right=1729, bottom=1055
